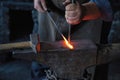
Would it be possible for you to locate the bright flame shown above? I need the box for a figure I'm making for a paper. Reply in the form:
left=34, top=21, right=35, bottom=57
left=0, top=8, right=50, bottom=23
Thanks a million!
left=62, top=35, right=74, bottom=49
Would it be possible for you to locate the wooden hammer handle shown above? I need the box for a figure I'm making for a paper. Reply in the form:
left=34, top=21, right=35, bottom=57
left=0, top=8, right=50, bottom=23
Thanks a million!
left=0, top=41, right=31, bottom=51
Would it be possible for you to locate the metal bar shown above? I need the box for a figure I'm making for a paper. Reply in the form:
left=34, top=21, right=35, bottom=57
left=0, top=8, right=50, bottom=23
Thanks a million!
left=68, top=24, right=71, bottom=42
left=46, top=12, right=63, bottom=36
left=68, top=0, right=76, bottom=42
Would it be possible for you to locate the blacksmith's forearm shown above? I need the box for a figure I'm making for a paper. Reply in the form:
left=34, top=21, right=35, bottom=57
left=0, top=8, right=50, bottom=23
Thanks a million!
left=82, top=2, right=101, bottom=20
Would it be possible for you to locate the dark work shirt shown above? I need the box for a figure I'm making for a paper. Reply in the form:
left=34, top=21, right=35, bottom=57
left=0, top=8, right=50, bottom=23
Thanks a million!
left=90, top=0, right=113, bottom=21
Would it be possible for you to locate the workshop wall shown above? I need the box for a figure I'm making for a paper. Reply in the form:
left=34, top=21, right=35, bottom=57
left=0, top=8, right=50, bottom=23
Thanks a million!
left=0, top=0, right=34, bottom=43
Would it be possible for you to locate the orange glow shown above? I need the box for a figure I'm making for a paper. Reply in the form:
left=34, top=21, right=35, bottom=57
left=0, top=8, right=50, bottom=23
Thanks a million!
left=61, top=35, right=74, bottom=49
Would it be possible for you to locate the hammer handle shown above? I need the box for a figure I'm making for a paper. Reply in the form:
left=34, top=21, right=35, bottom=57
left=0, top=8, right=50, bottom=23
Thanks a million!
left=0, top=41, right=31, bottom=51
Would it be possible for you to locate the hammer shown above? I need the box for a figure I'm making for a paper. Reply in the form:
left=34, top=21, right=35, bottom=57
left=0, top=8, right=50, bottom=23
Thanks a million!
left=0, top=34, right=40, bottom=53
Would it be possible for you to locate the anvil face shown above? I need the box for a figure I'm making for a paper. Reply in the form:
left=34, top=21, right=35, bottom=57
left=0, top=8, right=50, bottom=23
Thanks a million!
left=14, top=39, right=97, bottom=79
left=40, top=40, right=97, bottom=51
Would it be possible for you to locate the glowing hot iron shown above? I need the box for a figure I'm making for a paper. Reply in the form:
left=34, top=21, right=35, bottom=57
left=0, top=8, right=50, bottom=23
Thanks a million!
left=47, top=12, right=74, bottom=50
left=61, top=34, right=74, bottom=50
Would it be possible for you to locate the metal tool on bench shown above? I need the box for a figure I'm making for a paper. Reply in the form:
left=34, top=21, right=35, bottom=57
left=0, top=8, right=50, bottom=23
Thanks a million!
left=68, top=0, right=76, bottom=42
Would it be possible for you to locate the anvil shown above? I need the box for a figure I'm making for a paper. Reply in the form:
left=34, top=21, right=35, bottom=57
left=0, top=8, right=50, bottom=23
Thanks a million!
left=0, top=36, right=120, bottom=79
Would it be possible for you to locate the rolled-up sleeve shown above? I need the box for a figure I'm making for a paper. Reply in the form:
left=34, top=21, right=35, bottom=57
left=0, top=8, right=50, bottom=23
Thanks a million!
left=90, top=0, right=113, bottom=21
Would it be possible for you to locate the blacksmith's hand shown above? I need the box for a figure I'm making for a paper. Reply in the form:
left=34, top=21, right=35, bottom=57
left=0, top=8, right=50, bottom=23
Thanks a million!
left=34, top=0, right=47, bottom=12
left=64, top=0, right=83, bottom=25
